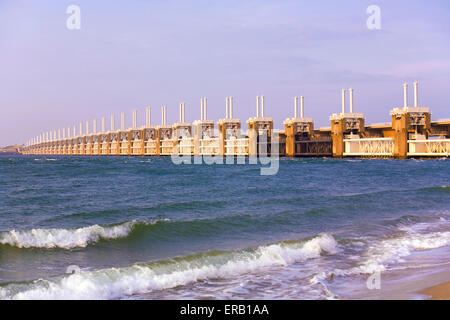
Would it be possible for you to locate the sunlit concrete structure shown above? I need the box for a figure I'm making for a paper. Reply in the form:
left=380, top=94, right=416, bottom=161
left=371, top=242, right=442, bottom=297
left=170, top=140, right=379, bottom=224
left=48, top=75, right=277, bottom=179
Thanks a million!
left=143, top=116, right=158, bottom=156
left=217, top=97, right=247, bottom=156
left=193, top=98, right=219, bottom=156
left=284, top=96, right=332, bottom=157
left=21, top=82, right=450, bottom=158
left=155, top=106, right=173, bottom=156
left=247, top=96, right=274, bottom=157
left=172, top=103, right=193, bottom=156
left=390, top=82, right=432, bottom=158
left=330, top=89, right=366, bottom=157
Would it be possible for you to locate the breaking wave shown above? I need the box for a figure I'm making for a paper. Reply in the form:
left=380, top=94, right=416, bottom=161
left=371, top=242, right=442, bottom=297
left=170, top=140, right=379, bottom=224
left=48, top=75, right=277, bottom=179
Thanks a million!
left=0, top=233, right=337, bottom=300
left=0, top=220, right=168, bottom=249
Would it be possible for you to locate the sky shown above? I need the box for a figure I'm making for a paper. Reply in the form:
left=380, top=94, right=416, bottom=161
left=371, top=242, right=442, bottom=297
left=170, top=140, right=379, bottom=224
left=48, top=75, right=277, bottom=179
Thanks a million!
left=1, top=0, right=449, bottom=146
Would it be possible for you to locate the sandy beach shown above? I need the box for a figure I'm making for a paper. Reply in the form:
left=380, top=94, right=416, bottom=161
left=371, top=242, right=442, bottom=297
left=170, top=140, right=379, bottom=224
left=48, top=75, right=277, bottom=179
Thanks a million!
left=420, top=282, right=450, bottom=300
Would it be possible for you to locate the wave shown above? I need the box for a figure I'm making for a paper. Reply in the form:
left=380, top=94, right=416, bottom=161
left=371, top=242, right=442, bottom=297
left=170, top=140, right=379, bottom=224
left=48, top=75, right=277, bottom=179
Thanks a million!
left=420, top=185, right=450, bottom=193
left=312, top=221, right=450, bottom=284
left=0, top=233, right=338, bottom=300
left=381, top=210, right=449, bottom=229
left=0, top=220, right=168, bottom=249
left=0, top=211, right=294, bottom=250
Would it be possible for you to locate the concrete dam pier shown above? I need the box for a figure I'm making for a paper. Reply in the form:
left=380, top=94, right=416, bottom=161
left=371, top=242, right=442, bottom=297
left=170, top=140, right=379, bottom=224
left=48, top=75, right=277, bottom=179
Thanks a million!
left=22, top=82, right=450, bottom=158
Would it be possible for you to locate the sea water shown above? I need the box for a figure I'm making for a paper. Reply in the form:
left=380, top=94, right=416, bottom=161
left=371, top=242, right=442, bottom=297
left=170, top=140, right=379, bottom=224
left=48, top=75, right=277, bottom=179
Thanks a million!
left=0, top=156, right=449, bottom=299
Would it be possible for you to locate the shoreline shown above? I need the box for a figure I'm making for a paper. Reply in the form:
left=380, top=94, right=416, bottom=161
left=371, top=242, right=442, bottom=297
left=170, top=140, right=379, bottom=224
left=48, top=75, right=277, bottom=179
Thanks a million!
left=420, top=281, right=450, bottom=300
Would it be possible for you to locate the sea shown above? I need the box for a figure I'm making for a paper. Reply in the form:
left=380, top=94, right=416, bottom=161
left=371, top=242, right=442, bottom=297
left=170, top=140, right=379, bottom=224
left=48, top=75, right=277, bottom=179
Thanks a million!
left=0, top=155, right=449, bottom=300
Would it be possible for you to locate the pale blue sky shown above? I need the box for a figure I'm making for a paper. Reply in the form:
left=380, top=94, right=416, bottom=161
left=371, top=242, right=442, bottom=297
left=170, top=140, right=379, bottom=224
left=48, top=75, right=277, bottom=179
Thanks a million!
left=1, top=0, right=449, bottom=146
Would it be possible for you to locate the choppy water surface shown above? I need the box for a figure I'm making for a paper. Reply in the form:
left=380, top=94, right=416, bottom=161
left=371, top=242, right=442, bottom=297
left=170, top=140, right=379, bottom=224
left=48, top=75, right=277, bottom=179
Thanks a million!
left=0, top=155, right=449, bottom=299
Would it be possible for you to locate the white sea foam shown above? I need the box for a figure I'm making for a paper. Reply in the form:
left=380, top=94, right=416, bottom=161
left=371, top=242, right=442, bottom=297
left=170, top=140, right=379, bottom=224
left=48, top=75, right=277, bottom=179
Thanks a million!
left=354, top=230, right=450, bottom=274
left=0, top=233, right=337, bottom=300
left=0, top=220, right=166, bottom=249
left=312, top=223, right=450, bottom=283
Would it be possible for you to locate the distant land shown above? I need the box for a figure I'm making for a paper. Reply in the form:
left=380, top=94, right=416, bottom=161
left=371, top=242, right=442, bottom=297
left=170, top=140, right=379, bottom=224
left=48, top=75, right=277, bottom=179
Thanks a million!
left=0, top=145, right=22, bottom=155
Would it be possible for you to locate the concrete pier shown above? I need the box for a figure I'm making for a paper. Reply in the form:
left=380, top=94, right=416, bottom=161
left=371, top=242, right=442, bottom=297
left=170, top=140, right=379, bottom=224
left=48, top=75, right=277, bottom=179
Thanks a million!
left=284, top=96, right=332, bottom=157
left=173, top=103, right=193, bottom=156
left=330, top=89, right=365, bottom=157
left=193, top=97, right=219, bottom=156
left=247, top=96, right=274, bottom=157
left=217, top=97, right=246, bottom=156
left=330, top=113, right=365, bottom=157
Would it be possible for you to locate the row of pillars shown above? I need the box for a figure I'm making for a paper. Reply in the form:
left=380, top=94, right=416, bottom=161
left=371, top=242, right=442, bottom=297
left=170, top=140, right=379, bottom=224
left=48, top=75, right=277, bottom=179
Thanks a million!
left=27, top=95, right=256, bottom=145
left=25, top=121, right=271, bottom=157
left=26, top=95, right=277, bottom=153
left=331, top=82, right=431, bottom=159
left=24, top=82, right=438, bottom=160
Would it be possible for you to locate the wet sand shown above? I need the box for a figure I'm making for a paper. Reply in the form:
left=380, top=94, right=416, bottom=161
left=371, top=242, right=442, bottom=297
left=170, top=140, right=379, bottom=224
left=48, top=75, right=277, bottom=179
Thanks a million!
left=420, top=281, right=450, bottom=300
